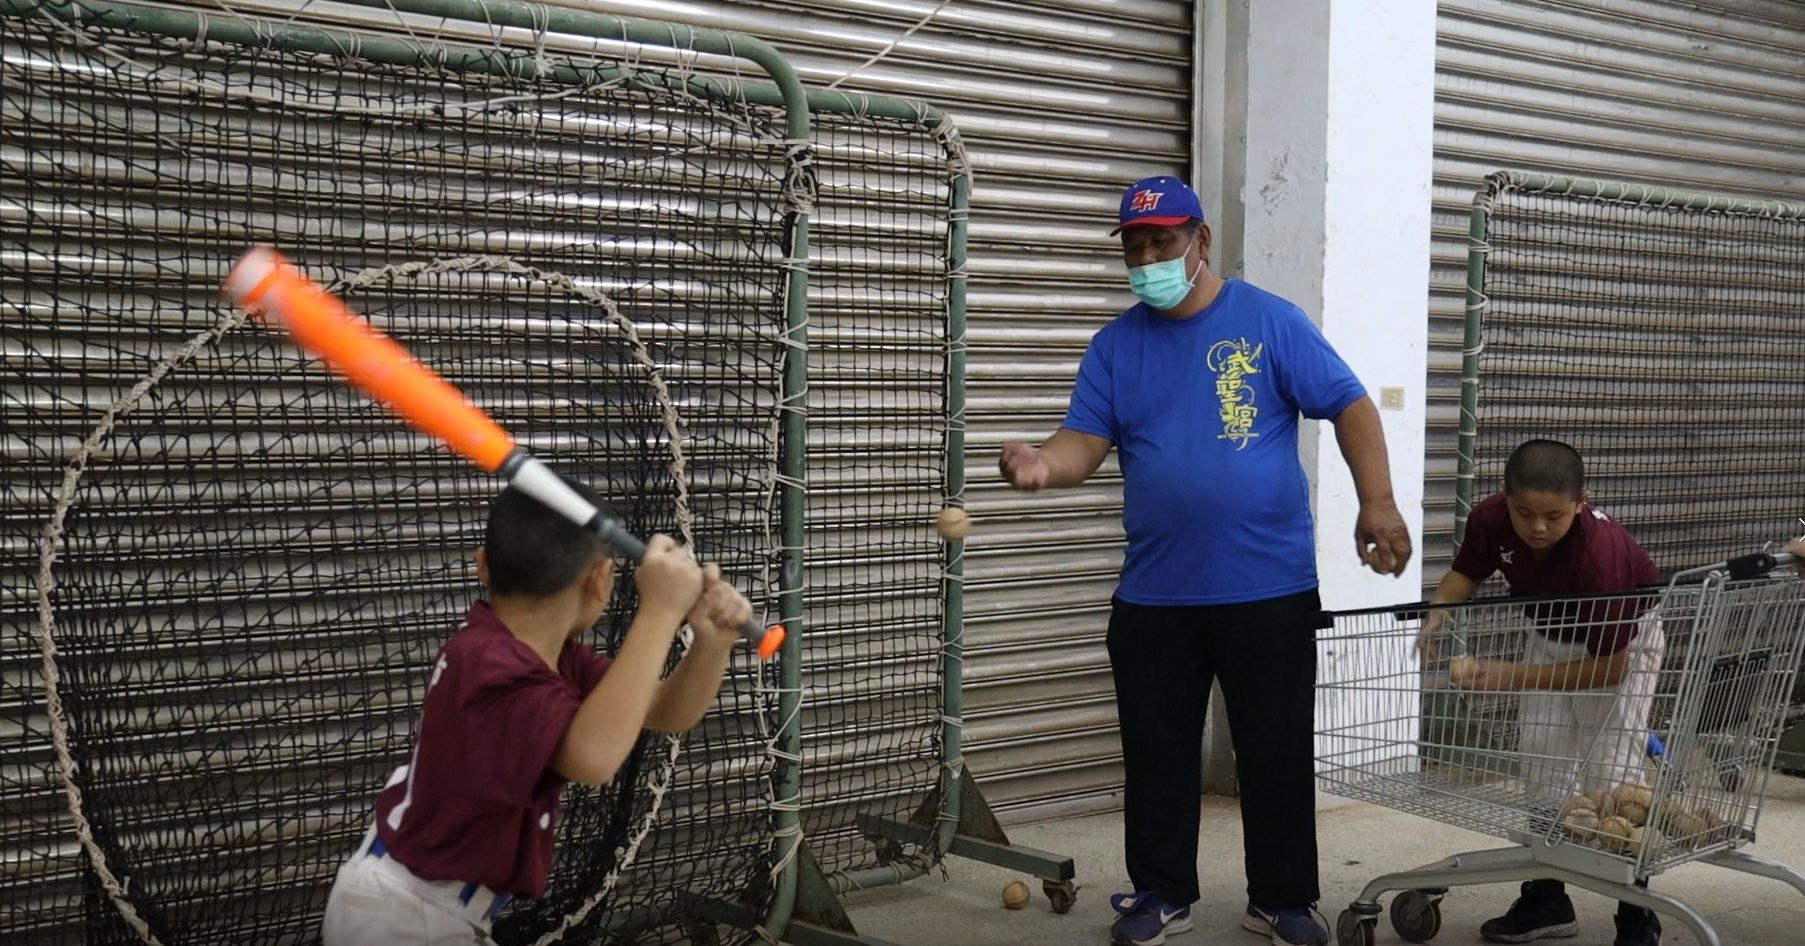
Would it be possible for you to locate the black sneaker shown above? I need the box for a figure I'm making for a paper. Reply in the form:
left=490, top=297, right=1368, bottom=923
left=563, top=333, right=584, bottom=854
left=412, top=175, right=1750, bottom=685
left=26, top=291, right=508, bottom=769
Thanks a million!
left=1480, top=881, right=1578, bottom=943
left=1613, top=906, right=1662, bottom=946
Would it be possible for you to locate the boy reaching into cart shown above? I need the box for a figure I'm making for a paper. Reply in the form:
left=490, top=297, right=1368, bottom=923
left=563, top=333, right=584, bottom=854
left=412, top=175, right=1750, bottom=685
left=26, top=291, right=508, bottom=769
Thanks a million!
left=1416, top=440, right=1666, bottom=946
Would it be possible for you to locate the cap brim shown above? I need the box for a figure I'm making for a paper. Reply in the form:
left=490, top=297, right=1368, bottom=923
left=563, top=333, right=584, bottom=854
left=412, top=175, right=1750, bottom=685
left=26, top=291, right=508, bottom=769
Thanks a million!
left=1110, top=215, right=1197, bottom=236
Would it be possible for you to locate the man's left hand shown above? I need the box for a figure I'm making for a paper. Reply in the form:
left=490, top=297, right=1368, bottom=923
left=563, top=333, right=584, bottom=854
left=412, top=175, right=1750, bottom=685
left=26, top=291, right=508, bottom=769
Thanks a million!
left=1355, top=499, right=1412, bottom=578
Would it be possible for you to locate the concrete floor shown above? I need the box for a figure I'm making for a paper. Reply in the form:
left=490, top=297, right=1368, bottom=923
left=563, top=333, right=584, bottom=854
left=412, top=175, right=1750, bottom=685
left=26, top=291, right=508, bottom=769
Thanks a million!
left=840, top=774, right=1805, bottom=946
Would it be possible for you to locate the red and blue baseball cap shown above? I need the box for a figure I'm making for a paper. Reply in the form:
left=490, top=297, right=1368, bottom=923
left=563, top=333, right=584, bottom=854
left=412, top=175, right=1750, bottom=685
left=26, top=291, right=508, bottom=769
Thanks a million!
left=1112, top=176, right=1206, bottom=235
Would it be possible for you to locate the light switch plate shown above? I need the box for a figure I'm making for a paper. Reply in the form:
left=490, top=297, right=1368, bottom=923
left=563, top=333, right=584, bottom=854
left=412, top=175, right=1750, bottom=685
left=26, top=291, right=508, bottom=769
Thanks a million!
left=1380, top=387, right=1405, bottom=410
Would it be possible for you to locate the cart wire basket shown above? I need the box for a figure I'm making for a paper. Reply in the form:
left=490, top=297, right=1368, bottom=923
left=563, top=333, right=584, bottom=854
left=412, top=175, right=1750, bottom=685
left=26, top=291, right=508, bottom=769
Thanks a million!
left=1317, top=551, right=1805, bottom=946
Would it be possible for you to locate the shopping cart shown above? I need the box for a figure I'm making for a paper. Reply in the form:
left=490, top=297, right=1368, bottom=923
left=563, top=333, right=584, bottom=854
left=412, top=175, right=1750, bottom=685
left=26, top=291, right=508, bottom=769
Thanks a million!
left=1317, top=551, right=1805, bottom=946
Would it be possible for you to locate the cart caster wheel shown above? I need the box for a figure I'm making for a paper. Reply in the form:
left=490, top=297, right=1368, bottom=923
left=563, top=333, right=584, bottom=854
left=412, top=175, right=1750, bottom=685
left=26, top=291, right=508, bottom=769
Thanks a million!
left=1389, top=890, right=1443, bottom=943
left=1337, top=909, right=1376, bottom=946
left=1043, top=879, right=1078, bottom=914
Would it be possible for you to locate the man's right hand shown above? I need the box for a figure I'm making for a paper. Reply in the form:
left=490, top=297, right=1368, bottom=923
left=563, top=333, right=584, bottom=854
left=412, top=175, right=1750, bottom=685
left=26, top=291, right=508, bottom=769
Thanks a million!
left=635, top=535, right=704, bottom=621
left=687, top=564, right=753, bottom=651
left=999, top=441, right=1051, bottom=491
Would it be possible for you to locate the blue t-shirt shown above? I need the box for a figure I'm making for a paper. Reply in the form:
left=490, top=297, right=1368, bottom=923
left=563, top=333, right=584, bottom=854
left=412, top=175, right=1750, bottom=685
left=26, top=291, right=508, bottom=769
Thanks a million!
left=1062, top=280, right=1366, bottom=605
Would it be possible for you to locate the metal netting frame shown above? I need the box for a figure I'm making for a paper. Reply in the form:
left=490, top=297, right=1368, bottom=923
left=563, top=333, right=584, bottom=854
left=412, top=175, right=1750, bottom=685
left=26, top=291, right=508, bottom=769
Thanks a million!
left=790, top=89, right=972, bottom=893
left=677, top=79, right=1073, bottom=937
left=1455, top=170, right=1805, bottom=553
left=780, top=90, right=1073, bottom=924
left=1, top=0, right=816, bottom=942
left=1455, top=170, right=1805, bottom=735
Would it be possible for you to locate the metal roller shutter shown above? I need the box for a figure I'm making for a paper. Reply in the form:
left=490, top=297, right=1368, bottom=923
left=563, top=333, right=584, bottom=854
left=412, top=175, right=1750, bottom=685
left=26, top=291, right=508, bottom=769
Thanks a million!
left=1426, top=0, right=1805, bottom=589
left=557, top=0, right=1193, bottom=821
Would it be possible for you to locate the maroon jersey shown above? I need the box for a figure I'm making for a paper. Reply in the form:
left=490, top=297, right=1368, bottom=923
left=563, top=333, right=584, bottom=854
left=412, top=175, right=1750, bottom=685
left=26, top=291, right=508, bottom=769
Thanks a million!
left=1453, top=493, right=1660, bottom=655
left=373, top=602, right=610, bottom=898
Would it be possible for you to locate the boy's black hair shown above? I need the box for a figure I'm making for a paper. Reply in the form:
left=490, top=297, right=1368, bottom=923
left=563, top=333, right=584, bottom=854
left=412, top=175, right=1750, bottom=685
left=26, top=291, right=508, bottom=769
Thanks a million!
left=1503, top=439, right=1586, bottom=501
left=484, top=480, right=618, bottom=598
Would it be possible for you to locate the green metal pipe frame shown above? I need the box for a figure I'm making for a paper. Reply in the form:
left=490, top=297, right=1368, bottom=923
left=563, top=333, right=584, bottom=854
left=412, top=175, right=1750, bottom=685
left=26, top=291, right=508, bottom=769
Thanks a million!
left=794, top=90, right=973, bottom=898
left=2, top=0, right=815, bottom=939
left=1453, top=169, right=1805, bottom=550
left=1490, top=171, right=1805, bottom=220
left=938, top=167, right=971, bottom=870
left=1454, top=192, right=1488, bottom=552
left=4, top=0, right=988, bottom=935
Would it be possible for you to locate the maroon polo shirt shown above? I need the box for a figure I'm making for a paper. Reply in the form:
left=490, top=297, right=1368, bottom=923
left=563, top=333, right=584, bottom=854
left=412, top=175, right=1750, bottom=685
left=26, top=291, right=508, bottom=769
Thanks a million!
left=1453, top=493, right=1660, bottom=655
left=374, top=602, right=610, bottom=899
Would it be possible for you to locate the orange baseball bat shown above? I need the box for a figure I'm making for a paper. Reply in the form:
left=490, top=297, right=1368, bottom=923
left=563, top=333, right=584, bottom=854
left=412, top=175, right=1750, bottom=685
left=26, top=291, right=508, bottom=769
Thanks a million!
left=223, top=246, right=783, bottom=661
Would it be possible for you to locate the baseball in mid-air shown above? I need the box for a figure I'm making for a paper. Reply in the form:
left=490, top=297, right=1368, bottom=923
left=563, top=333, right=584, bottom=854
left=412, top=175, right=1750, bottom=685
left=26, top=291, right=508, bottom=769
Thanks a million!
left=937, top=506, right=971, bottom=541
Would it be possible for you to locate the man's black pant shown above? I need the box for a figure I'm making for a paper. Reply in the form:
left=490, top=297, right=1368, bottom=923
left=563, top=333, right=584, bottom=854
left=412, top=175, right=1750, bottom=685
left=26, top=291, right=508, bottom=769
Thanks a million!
left=1107, top=590, right=1322, bottom=910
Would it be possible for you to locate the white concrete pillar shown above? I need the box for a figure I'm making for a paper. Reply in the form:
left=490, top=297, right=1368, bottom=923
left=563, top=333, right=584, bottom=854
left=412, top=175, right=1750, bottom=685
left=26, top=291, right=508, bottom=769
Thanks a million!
left=1197, top=0, right=1437, bottom=800
left=1203, top=0, right=1435, bottom=607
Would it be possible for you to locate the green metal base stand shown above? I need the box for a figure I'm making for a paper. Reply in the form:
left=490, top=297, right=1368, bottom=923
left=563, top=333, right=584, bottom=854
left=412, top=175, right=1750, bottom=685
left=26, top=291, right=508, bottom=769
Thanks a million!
left=847, top=770, right=1080, bottom=914
left=771, top=844, right=907, bottom=946
left=697, top=847, right=904, bottom=946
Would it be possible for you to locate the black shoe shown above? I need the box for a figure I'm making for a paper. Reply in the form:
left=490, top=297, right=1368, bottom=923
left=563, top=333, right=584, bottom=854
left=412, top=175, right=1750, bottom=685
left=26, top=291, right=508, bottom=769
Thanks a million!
left=1613, top=907, right=1661, bottom=946
left=1480, top=882, right=1578, bottom=943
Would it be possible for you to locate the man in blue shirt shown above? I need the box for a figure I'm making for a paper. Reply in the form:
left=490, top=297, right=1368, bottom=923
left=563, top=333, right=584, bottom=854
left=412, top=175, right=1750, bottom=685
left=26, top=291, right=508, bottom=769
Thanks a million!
left=1000, top=177, right=1412, bottom=946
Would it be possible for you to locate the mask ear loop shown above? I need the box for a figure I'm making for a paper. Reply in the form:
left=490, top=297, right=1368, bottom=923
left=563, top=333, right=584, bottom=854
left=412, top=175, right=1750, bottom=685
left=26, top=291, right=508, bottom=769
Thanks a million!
left=1182, top=232, right=1204, bottom=289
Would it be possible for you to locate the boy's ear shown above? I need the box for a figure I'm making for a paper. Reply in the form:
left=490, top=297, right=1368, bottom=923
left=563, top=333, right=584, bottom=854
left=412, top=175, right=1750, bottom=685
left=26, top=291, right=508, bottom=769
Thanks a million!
left=1578, top=489, right=1591, bottom=509
left=475, top=548, right=490, bottom=585
left=584, top=556, right=615, bottom=600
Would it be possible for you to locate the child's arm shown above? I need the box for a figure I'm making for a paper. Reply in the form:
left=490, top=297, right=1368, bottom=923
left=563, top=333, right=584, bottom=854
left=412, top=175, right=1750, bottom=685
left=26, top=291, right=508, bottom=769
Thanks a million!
left=644, top=567, right=753, bottom=733
left=1458, top=599, right=1644, bottom=691
left=552, top=536, right=702, bottom=785
left=1415, top=569, right=1480, bottom=660
left=1518, top=649, right=1633, bottom=690
left=1456, top=649, right=1631, bottom=692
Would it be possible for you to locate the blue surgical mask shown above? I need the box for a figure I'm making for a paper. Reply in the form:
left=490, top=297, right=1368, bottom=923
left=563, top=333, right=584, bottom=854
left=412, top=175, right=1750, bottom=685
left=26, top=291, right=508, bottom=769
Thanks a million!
left=1126, top=238, right=1199, bottom=310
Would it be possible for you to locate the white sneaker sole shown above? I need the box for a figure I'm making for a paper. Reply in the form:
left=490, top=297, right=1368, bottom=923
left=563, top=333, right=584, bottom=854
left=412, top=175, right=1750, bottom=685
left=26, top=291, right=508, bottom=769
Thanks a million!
left=1241, top=913, right=1327, bottom=946
left=1112, top=916, right=1194, bottom=946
